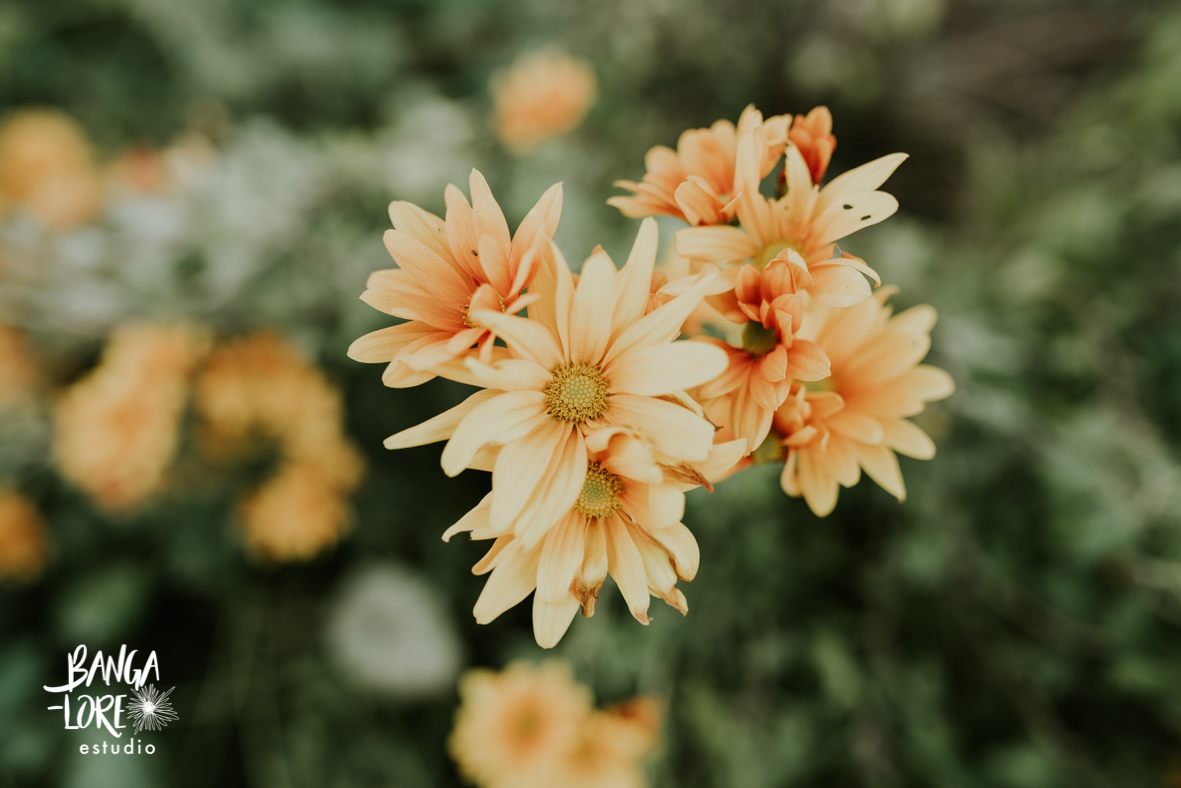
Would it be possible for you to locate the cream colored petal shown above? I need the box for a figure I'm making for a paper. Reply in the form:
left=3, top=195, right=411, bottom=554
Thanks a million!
left=815, top=152, right=908, bottom=216
left=606, top=515, right=651, bottom=624
left=536, top=511, right=588, bottom=604
left=388, top=201, right=454, bottom=270
left=511, top=428, right=588, bottom=549
left=785, top=339, right=831, bottom=382
left=730, top=385, right=774, bottom=453
left=440, top=391, right=548, bottom=476
left=384, top=389, right=499, bottom=449
left=798, top=449, right=839, bottom=516
left=574, top=520, right=608, bottom=616
left=647, top=520, right=699, bottom=581
left=889, top=304, right=938, bottom=336
left=361, top=270, right=462, bottom=328
left=898, top=365, right=955, bottom=402
left=841, top=333, right=930, bottom=388
left=826, top=409, right=885, bottom=445
left=783, top=144, right=817, bottom=222
left=442, top=491, right=500, bottom=542
left=606, top=341, right=729, bottom=396
left=444, top=183, right=483, bottom=282
left=698, top=438, right=749, bottom=481
left=469, top=169, right=512, bottom=262
left=675, top=225, right=759, bottom=263
left=569, top=250, right=617, bottom=364
left=348, top=322, right=439, bottom=363
left=881, top=418, right=936, bottom=459
left=807, top=263, right=874, bottom=308
left=856, top=442, right=906, bottom=501
left=604, top=265, right=721, bottom=365
left=472, top=540, right=541, bottom=624
left=382, top=360, right=437, bottom=388
left=464, top=357, right=553, bottom=391
left=401, top=334, right=465, bottom=371
left=428, top=346, right=514, bottom=387
left=470, top=310, right=563, bottom=370
left=509, top=183, right=562, bottom=286
left=477, top=233, right=513, bottom=296
left=733, top=127, right=773, bottom=245
left=609, top=218, right=659, bottom=343
left=489, top=419, right=569, bottom=533
left=810, top=190, right=899, bottom=247
left=383, top=229, right=473, bottom=304
left=627, top=523, right=679, bottom=599
left=603, top=394, right=714, bottom=462
left=472, top=534, right=514, bottom=575
left=533, top=595, right=581, bottom=649
left=643, top=483, right=685, bottom=530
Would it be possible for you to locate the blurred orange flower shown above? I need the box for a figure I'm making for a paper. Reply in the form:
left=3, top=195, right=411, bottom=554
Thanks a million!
left=789, top=106, right=837, bottom=185
left=449, top=660, right=662, bottom=788
left=0, top=109, right=103, bottom=229
left=0, top=324, right=39, bottom=410
left=54, top=324, right=208, bottom=514
left=239, top=461, right=353, bottom=562
left=0, top=489, right=49, bottom=582
left=776, top=288, right=955, bottom=515
left=490, top=48, right=598, bottom=153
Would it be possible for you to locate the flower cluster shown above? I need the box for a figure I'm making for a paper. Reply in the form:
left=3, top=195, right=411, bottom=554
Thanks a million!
left=351, top=105, right=953, bottom=648
left=449, top=660, right=662, bottom=788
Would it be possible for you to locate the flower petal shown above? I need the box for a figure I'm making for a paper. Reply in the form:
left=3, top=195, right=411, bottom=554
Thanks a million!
left=603, top=394, right=714, bottom=461
left=470, top=310, right=563, bottom=370
left=569, top=249, right=617, bottom=364
left=606, top=341, right=729, bottom=396
left=440, top=390, right=548, bottom=476
left=536, top=511, right=587, bottom=605
left=605, top=515, right=650, bottom=624
left=384, top=389, right=499, bottom=449
left=473, top=540, right=540, bottom=624
left=532, top=595, right=581, bottom=649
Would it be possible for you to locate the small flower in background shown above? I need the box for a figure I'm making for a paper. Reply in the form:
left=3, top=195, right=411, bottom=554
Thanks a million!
left=449, top=660, right=662, bottom=788
left=239, top=461, right=353, bottom=562
left=0, top=109, right=104, bottom=229
left=325, top=563, right=462, bottom=697
left=609, top=105, right=789, bottom=226
left=0, top=489, right=49, bottom=581
left=489, top=47, right=598, bottom=153
left=195, top=332, right=364, bottom=561
left=53, top=324, right=209, bottom=514
left=773, top=288, right=954, bottom=514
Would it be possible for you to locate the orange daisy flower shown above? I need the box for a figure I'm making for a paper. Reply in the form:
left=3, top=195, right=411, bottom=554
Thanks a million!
left=444, top=424, right=744, bottom=647
left=490, top=48, right=599, bottom=153
left=348, top=169, right=561, bottom=387
left=693, top=250, right=831, bottom=451
left=449, top=660, right=592, bottom=788
left=383, top=219, right=728, bottom=549
left=676, top=124, right=904, bottom=307
left=772, top=288, right=954, bottom=515
left=608, top=105, right=789, bottom=226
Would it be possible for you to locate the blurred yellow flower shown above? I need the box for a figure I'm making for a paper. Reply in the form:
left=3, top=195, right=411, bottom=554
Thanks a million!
left=449, top=660, right=663, bottom=788
left=0, top=109, right=103, bottom=229
left=195, top=332, right=364, bottom=561
left=775, top=288, right=955, bottom=515
left=490, top=48, right=598, bottom=153
left=53, top=324, right=208, bottom=514
left=239, top=461, right=352, bottom=562
left=0, top=489, right=49, bottom=582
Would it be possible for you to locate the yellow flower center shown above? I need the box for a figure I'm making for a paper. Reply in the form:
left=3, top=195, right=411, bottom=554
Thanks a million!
left=755, top=240, right=803, bottom=270
left=574, top=462, right=623, bottom=518
left=544, top=363, right=608, bottom=423
left=741, top=321, right=779, bottom=357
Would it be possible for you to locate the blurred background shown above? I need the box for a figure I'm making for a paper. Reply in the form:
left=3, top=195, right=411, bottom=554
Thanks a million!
left=3, top=0, right=1181, bottom=785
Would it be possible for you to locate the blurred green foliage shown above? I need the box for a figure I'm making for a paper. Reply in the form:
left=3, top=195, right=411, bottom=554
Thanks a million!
left=3, top=0, right=1181, bottom=786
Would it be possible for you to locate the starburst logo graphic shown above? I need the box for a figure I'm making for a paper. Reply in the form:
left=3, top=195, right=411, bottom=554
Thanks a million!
left=127, top=684, right=179, bottom=734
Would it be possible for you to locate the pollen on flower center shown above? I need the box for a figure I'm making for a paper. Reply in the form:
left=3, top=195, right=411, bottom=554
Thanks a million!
left=544, top=363, right=608, bottom=423
left=574, top=462, right=623, bottom=518
left=741, top=321, right=779, bottom=357
left=461, top=293, right=508, bottom=328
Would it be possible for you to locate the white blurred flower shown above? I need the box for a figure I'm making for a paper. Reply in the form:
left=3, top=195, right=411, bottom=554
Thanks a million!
left=326, top=563, right=462, bottom=698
